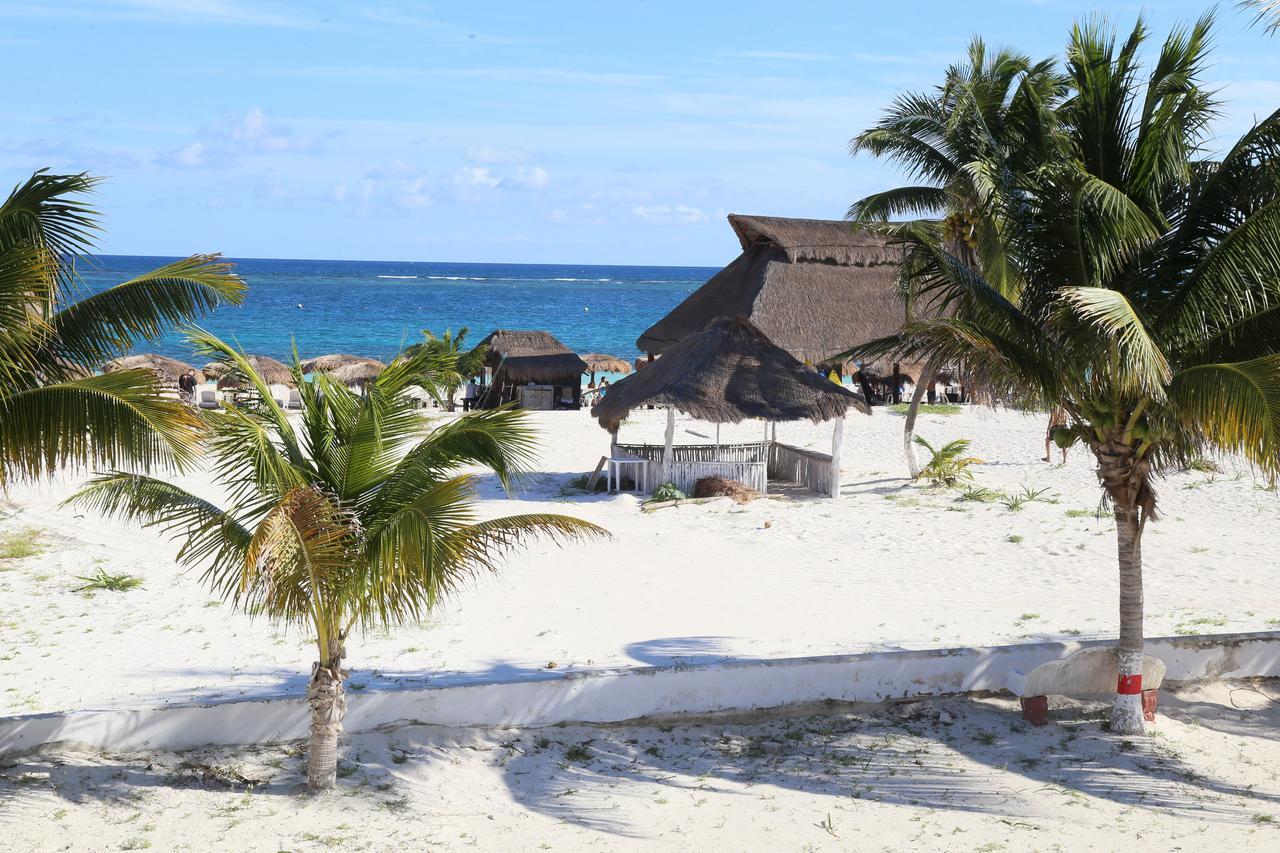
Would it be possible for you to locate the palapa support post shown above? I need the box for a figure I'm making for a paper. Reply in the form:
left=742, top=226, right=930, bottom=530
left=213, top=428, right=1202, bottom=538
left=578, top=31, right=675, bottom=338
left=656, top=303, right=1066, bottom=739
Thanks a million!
left=829, top=416, right=844, bottom=498
left=662, top=407, right=675, bottom=486
left=762, top=419, right=769, bottom=495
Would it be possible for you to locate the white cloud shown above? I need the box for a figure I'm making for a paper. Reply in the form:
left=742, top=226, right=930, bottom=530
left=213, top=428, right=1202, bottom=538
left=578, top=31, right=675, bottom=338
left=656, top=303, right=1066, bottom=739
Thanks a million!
left=507, top=165, right=549, bottom=190
left=632, top=204, right=707, bottom=224
left=718, top=50, right=835, bottom=62
left=215, top=107, right=314, bottom=153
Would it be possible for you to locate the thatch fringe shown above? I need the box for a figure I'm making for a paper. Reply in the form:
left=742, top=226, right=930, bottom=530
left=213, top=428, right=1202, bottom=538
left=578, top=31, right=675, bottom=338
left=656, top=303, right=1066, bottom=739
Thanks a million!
left=479, top=330, right=588, bottom=385
left=594, top=317, right=869, bottom=431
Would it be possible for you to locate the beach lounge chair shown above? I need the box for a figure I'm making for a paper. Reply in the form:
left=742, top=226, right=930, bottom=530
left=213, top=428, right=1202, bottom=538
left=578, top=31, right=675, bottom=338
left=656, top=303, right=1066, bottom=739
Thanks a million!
left=197, top=390, right=219, bottom=410
left=285, top=388, right=302, bottom=410
left=1006, top=647, right=1166, bottom=726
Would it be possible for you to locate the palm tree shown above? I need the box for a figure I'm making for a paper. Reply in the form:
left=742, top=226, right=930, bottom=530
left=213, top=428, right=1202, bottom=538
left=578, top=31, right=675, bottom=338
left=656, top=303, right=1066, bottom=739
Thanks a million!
left=848, top=38, right=1066, bottom=476
left=70, top=331, right=607, bottom=789
left=0, top=170, right=244, bottom=484
left=1240, top=0, right=1280, bottom=33
left=843, top=14, right=1280, bottom=733
left=403, top=327, right=488, bottom=411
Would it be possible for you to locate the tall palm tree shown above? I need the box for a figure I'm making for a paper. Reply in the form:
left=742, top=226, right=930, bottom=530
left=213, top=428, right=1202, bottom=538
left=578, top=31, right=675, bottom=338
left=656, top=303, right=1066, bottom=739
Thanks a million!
left=843, top=14, right=1280, bottom=733
left=848, top=39, right=1066, bottom=476
left=0, top=170, right=244, bottom=484
left=403, top=327, right=488, bottom=411
left=1240, top=0, right=1280, bottom=33
left=70, top=331, right=607, bottom=789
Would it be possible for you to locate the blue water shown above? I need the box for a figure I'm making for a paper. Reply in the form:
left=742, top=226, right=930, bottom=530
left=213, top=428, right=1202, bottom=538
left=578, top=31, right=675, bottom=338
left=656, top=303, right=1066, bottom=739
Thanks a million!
left=74, top=256, right=716, bottom=364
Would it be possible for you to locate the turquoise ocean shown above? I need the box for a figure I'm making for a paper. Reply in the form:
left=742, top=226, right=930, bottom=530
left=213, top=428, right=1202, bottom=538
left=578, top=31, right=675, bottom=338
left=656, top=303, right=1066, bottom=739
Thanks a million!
left=79, top=255, right=717, bottom=367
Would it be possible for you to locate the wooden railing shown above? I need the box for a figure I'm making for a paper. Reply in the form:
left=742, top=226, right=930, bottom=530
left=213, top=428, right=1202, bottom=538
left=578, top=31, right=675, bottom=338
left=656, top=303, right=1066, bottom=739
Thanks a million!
left=768, top=442, right=835, bottom=496
left=613, top=441, right=834, bottom=495
left=614, top=443, right=768, bottom=494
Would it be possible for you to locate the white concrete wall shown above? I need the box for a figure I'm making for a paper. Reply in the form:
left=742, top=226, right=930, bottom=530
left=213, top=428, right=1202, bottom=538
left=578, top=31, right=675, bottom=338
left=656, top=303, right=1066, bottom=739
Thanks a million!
left=3, top=631, right=1278, bottom=756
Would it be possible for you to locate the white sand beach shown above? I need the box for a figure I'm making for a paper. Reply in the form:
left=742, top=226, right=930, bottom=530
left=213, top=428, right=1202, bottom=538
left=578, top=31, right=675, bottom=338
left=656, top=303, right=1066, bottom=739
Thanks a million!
left=1, top=404, right=1277, bottom=715
left=2, top=680, right=1278, bottom=851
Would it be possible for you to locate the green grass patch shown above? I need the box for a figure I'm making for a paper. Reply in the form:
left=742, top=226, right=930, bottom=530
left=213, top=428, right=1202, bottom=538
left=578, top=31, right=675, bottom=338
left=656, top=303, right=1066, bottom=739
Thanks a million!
left=0, top=528, right=43, bottom=561
left=1065, top=508, right=1098, bottom=519
left=1005, top=534, right=1024, bottom=544
left=888, top=403, right=963, bottom=416
left=73, top=569, right=143, bottom=593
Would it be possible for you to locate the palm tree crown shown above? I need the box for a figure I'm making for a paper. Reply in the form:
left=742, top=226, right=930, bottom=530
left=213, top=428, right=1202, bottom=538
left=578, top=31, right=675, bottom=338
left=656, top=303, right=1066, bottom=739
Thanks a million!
left=0, top=171, right=244, bottom=484
left=71, top=331, right=607, bottom=789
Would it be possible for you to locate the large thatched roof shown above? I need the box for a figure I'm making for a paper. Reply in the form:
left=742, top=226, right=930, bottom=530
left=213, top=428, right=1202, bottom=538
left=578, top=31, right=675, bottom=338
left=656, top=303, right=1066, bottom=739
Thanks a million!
left=593, top=317, right=869, bottom=431
left=637, top=214, right=908, bottom=364
left=103, top=354, right=195, bottom=387
left=479, top=330, right=587, bottom=384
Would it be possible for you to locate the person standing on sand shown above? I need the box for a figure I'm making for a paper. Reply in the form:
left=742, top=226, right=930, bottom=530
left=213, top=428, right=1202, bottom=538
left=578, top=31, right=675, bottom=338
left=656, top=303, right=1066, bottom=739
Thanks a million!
left=178, top=369, right=197, bottom=406
left=462, top=378, right=477, bottom=412
left=1044, top=406, right=1069, bottom=463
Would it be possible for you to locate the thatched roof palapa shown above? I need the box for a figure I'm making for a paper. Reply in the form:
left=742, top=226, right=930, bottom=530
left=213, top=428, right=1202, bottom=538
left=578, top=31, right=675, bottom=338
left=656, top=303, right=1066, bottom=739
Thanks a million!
left=329, top=360, right=384, bottom=385
left=479, top=330, right=587, bottom=385
left=637, top=214, right=913, bottom=365
left=103, top=354, right=196, bottom=387
left=301, top=353, right=384, bottom=375
left=593, top=317, right=869, bottom=432
left=580, top=353, right=632, bottom=376
left=209, top=355, right=296, bottom=388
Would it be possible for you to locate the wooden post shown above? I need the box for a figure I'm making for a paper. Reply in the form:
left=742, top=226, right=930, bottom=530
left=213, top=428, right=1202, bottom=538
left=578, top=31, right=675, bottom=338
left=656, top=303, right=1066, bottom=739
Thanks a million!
left=714, top=423, right=720, bottom=460
left=892, top=362, right=902, bottom=405
left=662, top=408, right=675, bottom=485
left=830, top=416, right=844, bottom=499
left=762, top=419, right=769, bottom=495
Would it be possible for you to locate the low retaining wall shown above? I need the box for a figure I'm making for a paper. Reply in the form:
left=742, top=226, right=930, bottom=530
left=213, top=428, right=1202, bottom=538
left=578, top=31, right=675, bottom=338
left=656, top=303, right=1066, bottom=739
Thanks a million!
left=3, top=631, right=1277, bottom=756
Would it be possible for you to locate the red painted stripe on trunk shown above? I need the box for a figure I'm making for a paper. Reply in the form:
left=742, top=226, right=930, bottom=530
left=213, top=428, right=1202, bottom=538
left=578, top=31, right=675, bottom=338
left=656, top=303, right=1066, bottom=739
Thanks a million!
left=1117, top=674, right=1143, bottom=695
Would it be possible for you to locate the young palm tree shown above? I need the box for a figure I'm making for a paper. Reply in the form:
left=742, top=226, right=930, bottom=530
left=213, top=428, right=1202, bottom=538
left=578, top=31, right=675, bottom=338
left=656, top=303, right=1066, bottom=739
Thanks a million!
left=403, top=327, right=488, bottom=411
left=0, top=170, right=244, bottom=484
left=848, top=38, right=1066, bottom=475
left=843, top=14, right=1280, bottom=733
left=71, top=331, right=606, bottom=789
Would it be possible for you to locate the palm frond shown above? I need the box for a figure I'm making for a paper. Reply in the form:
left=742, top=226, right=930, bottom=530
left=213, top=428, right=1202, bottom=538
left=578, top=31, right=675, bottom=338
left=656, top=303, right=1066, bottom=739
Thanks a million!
left=0, top=370, right=204, bottom=483
left=1168, top=357, right=1280, bottom=472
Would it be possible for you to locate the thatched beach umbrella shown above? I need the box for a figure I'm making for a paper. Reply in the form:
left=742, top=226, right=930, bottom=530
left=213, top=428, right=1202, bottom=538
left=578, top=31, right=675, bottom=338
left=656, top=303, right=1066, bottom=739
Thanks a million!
left=211, top=355, right=296, bottom=389
left=329, top=360, right=384, bottom=386
left=594, top=317, right=868, bottom=497
left=103, top=353, right=195, bottom=388
left=580, top=353, right=632, bottom=381
left=581, top=353, right=632, bottom=375
left=301, top=353, right=383, bottom=375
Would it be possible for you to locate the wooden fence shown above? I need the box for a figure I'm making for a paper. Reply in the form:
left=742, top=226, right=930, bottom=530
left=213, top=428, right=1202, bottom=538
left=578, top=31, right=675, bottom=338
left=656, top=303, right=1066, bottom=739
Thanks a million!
left=768, top=442, right=835, bottom=496
left=614, top=441, right=834, bottom=496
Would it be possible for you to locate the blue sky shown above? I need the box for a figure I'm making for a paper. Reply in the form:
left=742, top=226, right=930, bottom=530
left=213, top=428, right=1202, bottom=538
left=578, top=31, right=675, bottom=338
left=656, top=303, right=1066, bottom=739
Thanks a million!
left=2, top=1, right=1277, bottom=265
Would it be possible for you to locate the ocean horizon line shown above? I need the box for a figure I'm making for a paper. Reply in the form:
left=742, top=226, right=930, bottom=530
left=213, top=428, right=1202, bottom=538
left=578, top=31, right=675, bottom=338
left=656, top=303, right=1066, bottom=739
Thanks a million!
left=85, top=252, right=724, bottom=273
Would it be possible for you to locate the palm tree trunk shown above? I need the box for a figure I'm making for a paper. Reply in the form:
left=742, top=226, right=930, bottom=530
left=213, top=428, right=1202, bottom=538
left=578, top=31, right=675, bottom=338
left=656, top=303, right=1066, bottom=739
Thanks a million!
left=1112, top=502, right=1145, bottom=733
left=1096, top=434, right=1150, bottom=735
left=306, top=640, right=347, bottom=790
left=904, top=355, right=943, bottom=479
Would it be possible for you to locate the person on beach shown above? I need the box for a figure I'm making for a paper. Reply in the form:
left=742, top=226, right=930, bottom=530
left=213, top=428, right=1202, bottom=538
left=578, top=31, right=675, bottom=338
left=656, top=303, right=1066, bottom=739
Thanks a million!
left=462, top=378, right=477, bottom=412
left=1044, top=406, right=1069, bottom=463
left=599, top=377, right=610, bottom=398
left=178, top=369, right=197, bottom=405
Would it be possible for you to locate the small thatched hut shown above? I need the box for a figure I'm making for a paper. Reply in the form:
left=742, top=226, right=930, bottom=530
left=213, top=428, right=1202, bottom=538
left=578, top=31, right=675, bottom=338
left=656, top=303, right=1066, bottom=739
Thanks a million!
left=103, top=354, right=195, bottom=388
left=594, top=317, right=868, bottom=497
left=476, top=330, right=587, bottom=410
left=636, top=214, right=928, bottom=399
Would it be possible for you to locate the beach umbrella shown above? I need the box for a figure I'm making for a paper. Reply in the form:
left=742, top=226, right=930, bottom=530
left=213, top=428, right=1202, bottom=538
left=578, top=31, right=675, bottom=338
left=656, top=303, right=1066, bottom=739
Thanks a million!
left=301, top=353, right=383, bottom=375
left=211, top=355, right=296, bottom=389
left=103, top=353, right=195, bottom=388
left=580, top=353, right=632, bottom=380
left=329, top=360, right=385, bottom=386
